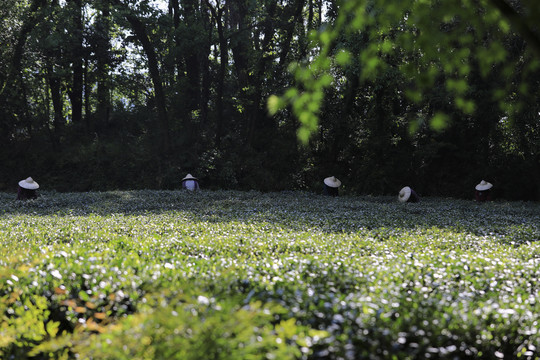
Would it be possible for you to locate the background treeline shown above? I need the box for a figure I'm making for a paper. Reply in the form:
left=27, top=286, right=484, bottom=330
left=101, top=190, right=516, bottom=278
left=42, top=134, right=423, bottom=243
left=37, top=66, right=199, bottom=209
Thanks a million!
left=0, top=0, right=538, bottom=200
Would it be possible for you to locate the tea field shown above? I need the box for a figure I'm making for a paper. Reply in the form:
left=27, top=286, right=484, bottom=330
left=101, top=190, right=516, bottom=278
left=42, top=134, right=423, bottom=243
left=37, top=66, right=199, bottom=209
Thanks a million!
left=0, top=190, right=539, bottom=359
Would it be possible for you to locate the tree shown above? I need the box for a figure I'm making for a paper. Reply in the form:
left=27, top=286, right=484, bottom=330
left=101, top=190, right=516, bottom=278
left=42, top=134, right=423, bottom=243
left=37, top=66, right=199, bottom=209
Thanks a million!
left=68, top=0, right=84, bottom=125
left=0, top=0, right=535, bottom=198
left=270, top=0, right=540, bottom=143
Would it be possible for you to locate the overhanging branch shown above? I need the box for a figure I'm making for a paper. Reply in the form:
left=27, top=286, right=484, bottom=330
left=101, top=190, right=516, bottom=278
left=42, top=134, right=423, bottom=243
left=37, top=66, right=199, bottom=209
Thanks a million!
left=488, top=0, right=540, bottom=56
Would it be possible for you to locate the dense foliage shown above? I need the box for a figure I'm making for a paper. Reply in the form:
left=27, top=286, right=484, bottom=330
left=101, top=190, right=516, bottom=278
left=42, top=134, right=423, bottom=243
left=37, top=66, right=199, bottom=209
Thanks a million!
left=0, top=190, right=539, bottom=359
left=0, top=0, right=538, bottom=199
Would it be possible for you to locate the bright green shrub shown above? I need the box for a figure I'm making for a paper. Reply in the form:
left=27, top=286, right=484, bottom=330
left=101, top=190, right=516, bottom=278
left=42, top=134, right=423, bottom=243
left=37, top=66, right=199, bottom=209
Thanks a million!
left=0, top=190, right=539, bottom=359
left=36, top=295, right=317, bottom=360
left=0, top=259, right=60, bottom=359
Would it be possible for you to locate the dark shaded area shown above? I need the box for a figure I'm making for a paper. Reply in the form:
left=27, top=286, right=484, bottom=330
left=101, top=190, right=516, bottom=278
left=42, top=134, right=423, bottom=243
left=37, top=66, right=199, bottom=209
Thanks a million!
left=0, top=1, right=538, bottom=200
left=1, top=190, right=538, bottom=243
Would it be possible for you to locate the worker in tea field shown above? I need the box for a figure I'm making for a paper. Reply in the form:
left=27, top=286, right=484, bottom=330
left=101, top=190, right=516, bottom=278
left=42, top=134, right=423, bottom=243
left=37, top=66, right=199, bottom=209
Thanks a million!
left=475, top=180, right=493, bottom=202
left=398, top=186, right=420, bottom=203
left=17, top=177, right=39, bottom=200
left=323, top=176, right=341, bottom=196
left=181, top=173, right=200, bottom=191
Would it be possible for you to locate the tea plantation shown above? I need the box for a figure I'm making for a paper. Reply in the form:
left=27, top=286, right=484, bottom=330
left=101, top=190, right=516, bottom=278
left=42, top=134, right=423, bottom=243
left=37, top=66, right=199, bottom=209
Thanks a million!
left=0, top=190, right=539, bottom=359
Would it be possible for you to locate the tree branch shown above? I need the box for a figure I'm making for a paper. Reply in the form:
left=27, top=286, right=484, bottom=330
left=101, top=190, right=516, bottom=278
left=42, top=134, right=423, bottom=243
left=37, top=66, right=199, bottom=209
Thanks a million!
left=488, top=0, right=540, bottom=56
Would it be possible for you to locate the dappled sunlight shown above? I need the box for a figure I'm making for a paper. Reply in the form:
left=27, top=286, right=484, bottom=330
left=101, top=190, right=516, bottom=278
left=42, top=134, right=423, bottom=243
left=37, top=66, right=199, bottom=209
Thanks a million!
left=0, top=190, right=539, bottom=358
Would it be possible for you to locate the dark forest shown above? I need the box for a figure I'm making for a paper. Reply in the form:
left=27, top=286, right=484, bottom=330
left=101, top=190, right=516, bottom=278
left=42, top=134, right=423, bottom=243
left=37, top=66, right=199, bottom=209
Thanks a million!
left=1, top=0, right=538, bottom=200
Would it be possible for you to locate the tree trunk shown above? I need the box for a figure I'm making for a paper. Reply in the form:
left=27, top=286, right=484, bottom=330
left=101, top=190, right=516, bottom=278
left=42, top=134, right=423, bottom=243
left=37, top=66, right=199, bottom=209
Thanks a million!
left=70, top=0, right=84, bottom=125
left=169, top=0, right=184, bottom=84
left=230, top=0, right=250, bottom=91
left=47, top=64, right=64, bottom=135
left=95, top=5, right=111, bottom=132
left=278, top=0, right=305, bottom=70
left=2, top=0, right=45, bottom=97
left=204, top=0, right=227, bottom=148
left=200, top=1, right=212, bottom=128
left=308, top=0, right=314, bottom=30
left=84, top=56, right=91, bottom=132
left=184, top=0, right=201, bottom=112
left=246, top=2, right=277, bottom=145
left=121, top=5, right=170, bottom=154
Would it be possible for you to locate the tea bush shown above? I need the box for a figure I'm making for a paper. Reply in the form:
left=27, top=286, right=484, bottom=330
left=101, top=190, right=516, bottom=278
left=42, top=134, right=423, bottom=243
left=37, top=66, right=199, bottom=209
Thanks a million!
left=0, top=190, right=538, bottom=359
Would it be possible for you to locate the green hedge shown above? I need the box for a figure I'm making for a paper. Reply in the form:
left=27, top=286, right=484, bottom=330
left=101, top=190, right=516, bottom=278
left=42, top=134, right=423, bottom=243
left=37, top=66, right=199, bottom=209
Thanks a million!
left=0, top=190, right=539, bottom=359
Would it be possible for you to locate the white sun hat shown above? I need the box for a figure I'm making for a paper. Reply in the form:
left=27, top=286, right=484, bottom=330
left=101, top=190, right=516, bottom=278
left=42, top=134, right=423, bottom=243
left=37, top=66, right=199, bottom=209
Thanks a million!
left=182, top=174, right=198, bottom=181
left=398, top=186, right=412, bottom=202
left=19, top=177, right=39, bottom=190
left=475, top=180, right=493, bottom=191
left=324, top=176, right=341, bottom=188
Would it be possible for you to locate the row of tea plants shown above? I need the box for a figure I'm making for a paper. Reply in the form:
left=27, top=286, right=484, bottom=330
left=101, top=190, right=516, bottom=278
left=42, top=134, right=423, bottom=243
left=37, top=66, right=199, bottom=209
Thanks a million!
left=0, top=190, right=539, bottom=359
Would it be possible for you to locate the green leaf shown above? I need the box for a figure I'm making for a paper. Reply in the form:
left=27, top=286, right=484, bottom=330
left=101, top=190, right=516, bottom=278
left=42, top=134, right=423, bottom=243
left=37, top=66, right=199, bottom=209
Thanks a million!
left=317, top=74, right=333, bottom=87
left=405, top=90, right=423, bottom=103
left=320, top=31, right=331, bottom=46
left=446, top=79, right=468, bottom=94
left=381, top=39, right=393, bottom=53
left=267, top=95, right=284, bottom=116
left=46, top=321, right=60, bottom=337
left=408, top=117, right=423, bottom=135
left=335, top=49, right=352, bottom=66
left=430, top=112, right=449, bottom=131
left=297, top=127, right=311, bottom=145
left=78, top=290, right=90, bottom=302
left=284, top=88, right=299, bottom=100
left=455, top=97, right=476, bottom=114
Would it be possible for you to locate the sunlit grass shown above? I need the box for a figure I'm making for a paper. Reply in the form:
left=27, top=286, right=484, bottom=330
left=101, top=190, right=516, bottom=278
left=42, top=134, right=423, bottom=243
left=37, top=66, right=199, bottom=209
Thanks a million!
left=0, top=190, right=538, bottom=359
